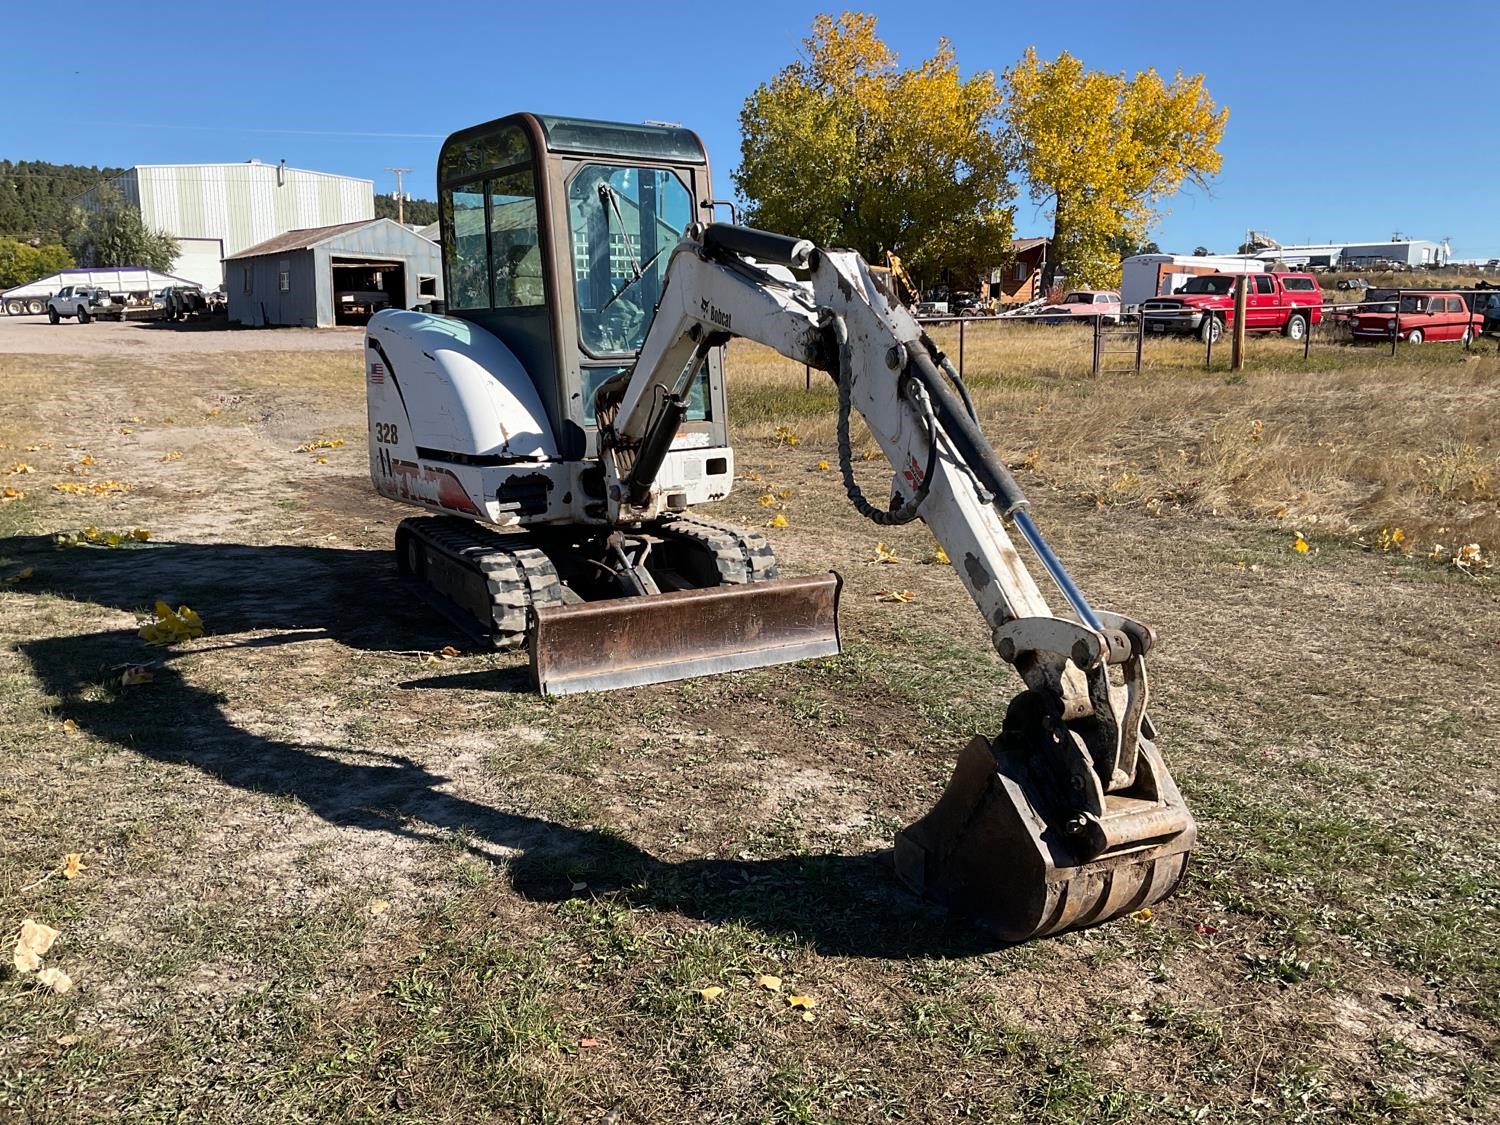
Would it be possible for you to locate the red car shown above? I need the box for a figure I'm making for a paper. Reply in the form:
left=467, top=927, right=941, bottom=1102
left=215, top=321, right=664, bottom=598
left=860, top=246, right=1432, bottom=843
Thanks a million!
left=1142, top=272, right=1322, bottom=342
left=1037, top=289, right=1122, bottom=325
left=1350, top=291, right=1482, bottom=345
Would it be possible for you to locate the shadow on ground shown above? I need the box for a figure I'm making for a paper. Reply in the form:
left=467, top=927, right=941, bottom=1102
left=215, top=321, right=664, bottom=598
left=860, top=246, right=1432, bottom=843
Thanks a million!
left=4, top=534, right=992, bottom=959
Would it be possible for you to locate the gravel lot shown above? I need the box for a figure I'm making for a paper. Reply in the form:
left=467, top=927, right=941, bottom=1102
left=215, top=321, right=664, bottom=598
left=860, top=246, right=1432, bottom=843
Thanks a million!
left=0, top=314, right=363, bottom=356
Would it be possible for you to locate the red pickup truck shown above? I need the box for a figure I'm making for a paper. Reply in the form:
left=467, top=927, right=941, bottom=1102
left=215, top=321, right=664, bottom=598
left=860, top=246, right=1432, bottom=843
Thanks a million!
left=1142, top=272, right=1323, bottom=343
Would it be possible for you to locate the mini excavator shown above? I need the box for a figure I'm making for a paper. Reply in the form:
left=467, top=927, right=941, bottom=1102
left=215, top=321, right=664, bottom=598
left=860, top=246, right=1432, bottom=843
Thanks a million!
left=364, top=113, right=1196, bottom=940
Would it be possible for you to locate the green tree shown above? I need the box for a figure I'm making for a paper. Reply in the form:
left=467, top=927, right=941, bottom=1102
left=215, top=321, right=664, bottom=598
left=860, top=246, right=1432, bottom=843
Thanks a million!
left=735, top=12, right=1014, bottom=287
left=70, top=187, right=179, bottom=271
left=1002, top=48, right=1227, bottom=287
left=0, top=238, right=74, bottom=288
left=374, top=194, right=438, bottom=227
left=0, top=160, right=125, bottom=245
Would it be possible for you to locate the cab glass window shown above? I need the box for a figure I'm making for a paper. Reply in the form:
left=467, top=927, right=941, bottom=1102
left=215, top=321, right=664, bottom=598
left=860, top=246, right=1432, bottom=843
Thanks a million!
left=1446, top=297, right=1464, bottom=313
left=1255, top=275, right=1275, bottom=294
left=568, top=165, right=693, bottom=355
left=580, top=361, right=709, bottom=424
left=439, top=125, right=542, bottom=312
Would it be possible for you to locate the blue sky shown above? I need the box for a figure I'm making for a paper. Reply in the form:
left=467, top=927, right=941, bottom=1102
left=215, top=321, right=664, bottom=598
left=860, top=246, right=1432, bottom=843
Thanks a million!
left=6, top=2, right=1497, bottom=259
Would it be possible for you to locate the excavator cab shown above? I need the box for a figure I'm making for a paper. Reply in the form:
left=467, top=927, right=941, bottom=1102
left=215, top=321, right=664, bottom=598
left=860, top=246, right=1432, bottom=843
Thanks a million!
left=435, top=113, right=726, bottom=463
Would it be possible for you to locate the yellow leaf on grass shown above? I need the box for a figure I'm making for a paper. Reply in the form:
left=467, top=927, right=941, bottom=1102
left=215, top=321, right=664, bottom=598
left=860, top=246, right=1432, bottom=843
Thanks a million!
left=35, top=968, right=72, bottom=994
left=78, top=454, right=96, bottom=466
left=816, top=459, right=829, bottom=471
left=61, top=719, right=79, bottom=735
left=121, top=666, right=154, bottom=686
left=139, top=602, right=204, bottom=645
left=873, top=542, right=901, bottom=564
left=930, top=546, right=950, bottom=565
left=5, top=462, right=34, bottom=475
left=129, top=416, right=143, bottom=423
left=208, top=408, right=221, bottom=417
left=776, top=488, right=793, bottom=500
left=368, top=899, right=390, bottom=916
left=757, top=493, right=776, bottom=507
left=119, top=427, right=133, bottom=436
left=62, top=854, right=85, bottom=881
left=876, top=589, right=916, bottom=603
left=697, top=986, right=724, bottom=1002
left=1, top=486, right=24, bottom=503
left=315, top=456, right=328, bottom=465
left=13, top=920, right=60, bottom=973
left=1292, top=533, right=1310, bottom=554
left=766, top=513, right=788, bottom=529
left=131, top=528, right=151, bottom=541
left=743, top=469, right=762, bottom=482
left=859, top=447, right=879, bottom=461
left=297, top=437, right=346, bottom=452
left=160, top=451, right=182, bottom=463
left=773, top=425, right=800, bottom=446
left=1131, top=906, right=1153, bottom=922
left=439, top=645, right=460, bottom=659
left=757, top=974, right=782, bottom=992
left=4, top=566, right=33, bottom=584
left=787, top=994, right=816, bottom=1009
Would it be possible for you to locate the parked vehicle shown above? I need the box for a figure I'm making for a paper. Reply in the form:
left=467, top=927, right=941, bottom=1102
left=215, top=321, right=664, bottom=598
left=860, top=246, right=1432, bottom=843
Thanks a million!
left=1349, top=291, right=1482, bottom=345
left=1484, top=305, right=1500, bottom=340
left=46, top=285, right=120, bottom=324
left=1119, top=253, right=1266, bottom=315
left=1036, top=290, right=1122, bottom=325
left=1141, top=272, right=1323, bottom=343
left=5, top=267, right=196, bottom=317
left=158, top=285, right=208, bottom=322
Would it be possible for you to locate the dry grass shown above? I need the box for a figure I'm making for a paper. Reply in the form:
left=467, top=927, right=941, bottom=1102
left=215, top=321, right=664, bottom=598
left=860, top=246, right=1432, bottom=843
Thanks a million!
left=727, top=324, right=1500, bottom=560
left=2, top=335, right=1499, bottom=1123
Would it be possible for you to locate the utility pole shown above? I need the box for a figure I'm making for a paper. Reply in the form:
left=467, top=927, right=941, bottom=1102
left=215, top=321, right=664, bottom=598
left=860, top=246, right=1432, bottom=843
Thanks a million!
left=385, top=166, right=412, bottom=225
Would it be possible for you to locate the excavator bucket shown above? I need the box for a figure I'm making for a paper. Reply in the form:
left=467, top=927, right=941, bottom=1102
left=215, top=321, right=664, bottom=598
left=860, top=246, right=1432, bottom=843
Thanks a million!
left=895, top=732, right=1196, bottom=942
left=529, top=572, right=842, bottom=695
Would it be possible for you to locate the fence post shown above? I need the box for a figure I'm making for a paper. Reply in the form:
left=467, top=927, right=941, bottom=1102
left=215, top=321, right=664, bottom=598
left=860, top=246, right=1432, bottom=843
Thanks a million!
left=1304, top=304, right=1313, bottom=362
left=1391, top=289, right=1399, bottom=357
left=804, top=363, right=810, bottom=391
left=1205, top=318, right=1213, bottom=369
left=1091, top=315, right=1102, bottom=376
left=1231, top=276, right=1248, bottom=372
left=959, top=317, right=966, bottom=379
left=1134, top=310, right=1144, bottom=374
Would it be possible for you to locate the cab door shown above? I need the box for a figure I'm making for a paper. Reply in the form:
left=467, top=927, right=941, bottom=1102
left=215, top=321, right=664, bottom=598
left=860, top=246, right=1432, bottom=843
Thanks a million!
left=1249, top=274, right=1276, bottom=329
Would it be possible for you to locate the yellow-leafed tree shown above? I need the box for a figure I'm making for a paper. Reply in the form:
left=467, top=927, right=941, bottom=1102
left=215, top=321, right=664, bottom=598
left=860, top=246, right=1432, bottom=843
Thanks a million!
left=1003, top=48, right=1227, bottom=287
left=735, top=12, right=1014, bottom=286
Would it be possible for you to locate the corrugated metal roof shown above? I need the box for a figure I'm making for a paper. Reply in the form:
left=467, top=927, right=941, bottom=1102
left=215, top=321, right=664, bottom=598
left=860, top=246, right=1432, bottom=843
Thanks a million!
left=227, top=219, right=384, bottom=259
left=1011, top=237, right=1050, bottom=252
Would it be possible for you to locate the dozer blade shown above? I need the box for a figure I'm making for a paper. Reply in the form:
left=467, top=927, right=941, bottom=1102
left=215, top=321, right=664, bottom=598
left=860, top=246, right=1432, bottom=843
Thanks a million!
left=895, top=734, right=1196, bottom=942
left=530, top=572, right=842, bottom=695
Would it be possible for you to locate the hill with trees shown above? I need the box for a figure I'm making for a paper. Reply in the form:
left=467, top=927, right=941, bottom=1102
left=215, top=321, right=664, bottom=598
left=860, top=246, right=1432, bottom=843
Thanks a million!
left=0, top=160, right=121, bottom=245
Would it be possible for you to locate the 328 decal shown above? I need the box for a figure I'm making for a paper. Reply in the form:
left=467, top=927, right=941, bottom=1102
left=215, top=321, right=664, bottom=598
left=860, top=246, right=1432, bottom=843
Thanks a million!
left=374, top=422, right=399, bottom=444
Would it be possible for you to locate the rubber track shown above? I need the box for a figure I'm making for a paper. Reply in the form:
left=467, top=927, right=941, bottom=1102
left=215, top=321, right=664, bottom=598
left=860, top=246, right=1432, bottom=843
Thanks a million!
left=399, top=517, right=565, bottom=651
left=659, top=513, right=781, bottom=584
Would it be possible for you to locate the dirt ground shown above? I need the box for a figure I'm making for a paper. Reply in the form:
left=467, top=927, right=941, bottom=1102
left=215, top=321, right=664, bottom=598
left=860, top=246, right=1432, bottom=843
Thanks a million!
left=0, top=329, right=1497, bottom=1123
left=0, top=314, right=362, bottom=356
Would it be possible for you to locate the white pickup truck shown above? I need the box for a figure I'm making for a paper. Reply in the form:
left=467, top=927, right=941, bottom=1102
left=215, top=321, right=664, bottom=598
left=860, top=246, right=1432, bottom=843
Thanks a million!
left=47, top=285, right=120, bottom=324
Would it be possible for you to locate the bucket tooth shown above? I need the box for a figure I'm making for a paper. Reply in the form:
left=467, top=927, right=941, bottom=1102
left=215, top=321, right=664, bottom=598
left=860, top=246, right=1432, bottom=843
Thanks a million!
left=529, top=572, right=841, bottom=695
left=895, top=732, right=1195, bottom=942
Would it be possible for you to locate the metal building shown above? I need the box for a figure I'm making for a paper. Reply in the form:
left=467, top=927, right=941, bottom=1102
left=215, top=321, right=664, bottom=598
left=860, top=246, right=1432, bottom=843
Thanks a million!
left=80, top=162, right=374, bottom=290
left=225, top=218, right=441, bottom=328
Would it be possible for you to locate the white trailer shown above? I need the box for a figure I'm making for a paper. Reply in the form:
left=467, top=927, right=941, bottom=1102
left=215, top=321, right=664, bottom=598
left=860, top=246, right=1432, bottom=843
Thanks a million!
left=1, top=267, right=196, bottom=316
left=1120, top=254, right=1266, bottom=315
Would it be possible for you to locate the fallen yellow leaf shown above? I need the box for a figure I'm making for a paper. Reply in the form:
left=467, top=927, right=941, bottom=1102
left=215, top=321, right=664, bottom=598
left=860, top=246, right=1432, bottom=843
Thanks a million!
left=757, top=493, right=776, bottom=507
left=1292, top=533, right=1310, bottom=554
left=439, top=645, right=460, bottom=659
left=773, top=425, right=800, bottom=447
left=13, top=920, right=60, bottom=973
left=787, top=994, right=817, bottom=1010
left=1, top=486, right=24, bottom=503
left=118, top=427, right=132, bottom=435
left=5, top=462, right=34, bottom=475
left=78, top=454, right=96, bottom=466
left=876, top=589, right=916, bottom=603
left=139, top=602, right=204, bottom=645
left=776, top=488, right=793, bottom=500
left=757, top=974, right=782, bottom=992
left=121, top=666, right=154, bottom=686
left=743, top=469, right=762, bottom=482
left=816, top=459, right=830, bottom=471
left=3, top=566, right=33, bottom=584
left=368, top=899, right=390, bottom=916
left=62, top=854, right=85, bottom=881
left=35, top=967, right=72, bottom=994
left=131, top=528, right=151, bottom=541
left=61, top=719, right=79, bottom=735
left=315, top=455, right=329, bottom=465
left=873, top=542, right=901, bottom=564
left=697, top=986, right=725, bottom=1002
left=1131, top=906, right=1154, bottom=923
left=931, top=546, right=950, bottom=566
left=160, top=451, right=182, bottom=463
left=766, top=513, right=789, bottom=529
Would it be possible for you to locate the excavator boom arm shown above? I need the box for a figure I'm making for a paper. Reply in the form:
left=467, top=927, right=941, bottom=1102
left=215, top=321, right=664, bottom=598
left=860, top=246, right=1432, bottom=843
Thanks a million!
left=598, top=223, right=1197, bottom=940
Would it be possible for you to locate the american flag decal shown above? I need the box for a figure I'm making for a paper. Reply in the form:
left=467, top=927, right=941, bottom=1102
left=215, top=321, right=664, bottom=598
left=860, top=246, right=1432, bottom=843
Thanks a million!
left=369, top=362, right=385, bottom=383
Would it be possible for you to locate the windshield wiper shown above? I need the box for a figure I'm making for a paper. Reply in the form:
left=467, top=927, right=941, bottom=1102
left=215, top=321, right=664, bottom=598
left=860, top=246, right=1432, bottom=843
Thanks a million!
left=600, top=246, right=668, bottom=313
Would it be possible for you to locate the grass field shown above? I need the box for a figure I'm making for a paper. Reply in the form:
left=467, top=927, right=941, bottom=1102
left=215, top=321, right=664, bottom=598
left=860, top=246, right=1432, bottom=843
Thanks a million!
left=1, top=326, right=1498, bottom=1123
